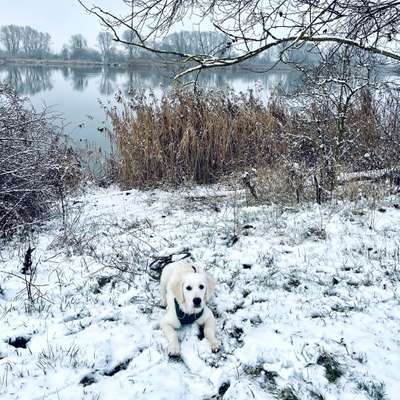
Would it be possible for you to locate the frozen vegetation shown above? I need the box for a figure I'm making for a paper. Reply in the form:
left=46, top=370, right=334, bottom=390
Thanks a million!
left=1, top=184, right=399, bottom=400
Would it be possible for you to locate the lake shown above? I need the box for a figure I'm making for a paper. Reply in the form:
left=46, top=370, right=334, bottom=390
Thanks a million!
left=0, top=63, right=301, bottom=151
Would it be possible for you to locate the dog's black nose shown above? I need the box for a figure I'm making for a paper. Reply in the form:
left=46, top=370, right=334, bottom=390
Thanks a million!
left=193, top=297, right=202, bottom=307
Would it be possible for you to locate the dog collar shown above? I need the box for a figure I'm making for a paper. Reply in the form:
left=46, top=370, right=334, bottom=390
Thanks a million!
left=174, top=298, right=204, bottom=325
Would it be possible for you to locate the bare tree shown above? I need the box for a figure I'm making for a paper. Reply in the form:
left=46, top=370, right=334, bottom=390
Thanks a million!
left=20, top=26, right=36, bottom=57
left=70, top=34, right=87, bottom=50
left=79, top=0, right=400, bottom=78
left=60, top=45, right=70, bottom=60
left=122, top=30, right=141, bottom=59
left=67, top=34, right=101, bottom=61
left=97, top=31, right=114, bottom=62
left=0, top=25, right=22, bottom=56
left=21, top=26, right=51, bottom=59
left=161, top=31, right=229, bottom=56
left=69, top=34, right=88, bottom=59
left=0, top=25, right=51, bottom=59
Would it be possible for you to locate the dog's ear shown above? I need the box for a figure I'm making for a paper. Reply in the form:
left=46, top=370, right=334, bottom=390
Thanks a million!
left=205, top=272, right=216, bottom=301
left=170, top=276, right=184, bottom=305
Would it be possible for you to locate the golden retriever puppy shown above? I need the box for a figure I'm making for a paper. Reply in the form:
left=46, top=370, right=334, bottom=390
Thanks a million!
left=160, top=260, right=220, bottom=357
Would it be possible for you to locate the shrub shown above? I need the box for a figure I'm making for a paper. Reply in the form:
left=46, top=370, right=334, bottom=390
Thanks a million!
left=0, top=84, right=80, bottom=237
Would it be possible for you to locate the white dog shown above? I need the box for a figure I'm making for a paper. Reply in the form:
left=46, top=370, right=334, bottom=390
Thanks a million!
left=160, top=260, right=220, bottom=357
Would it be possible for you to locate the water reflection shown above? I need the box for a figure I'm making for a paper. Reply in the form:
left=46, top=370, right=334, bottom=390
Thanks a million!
left=99, top=67, right=118, bottom=95
left=0, top=65, right=53, bottom=94
left=0, top=63, right=300, bottom=149
left=0, top=63, right=300, bottom=98
left=61, top=66, right=70, bottom=80
left=69, top=66, right=91, bottom=92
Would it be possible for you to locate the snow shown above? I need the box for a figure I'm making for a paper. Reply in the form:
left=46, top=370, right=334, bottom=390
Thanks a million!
left=1, top=184, right=399, bottom=399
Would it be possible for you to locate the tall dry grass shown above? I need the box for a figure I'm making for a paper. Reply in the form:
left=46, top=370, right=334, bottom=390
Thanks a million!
left=104, top=88, right=286, bottom=187
left=103, top=86, right=400, bottom=201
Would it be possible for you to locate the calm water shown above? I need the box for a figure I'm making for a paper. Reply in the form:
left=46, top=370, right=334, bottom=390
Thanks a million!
left=0, top=63, right=301, bottom=151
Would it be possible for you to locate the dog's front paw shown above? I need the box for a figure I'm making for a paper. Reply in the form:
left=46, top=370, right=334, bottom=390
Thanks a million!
left=210, top=340, right=221, bottom=353
left=167, top=342, right=181, bottom=357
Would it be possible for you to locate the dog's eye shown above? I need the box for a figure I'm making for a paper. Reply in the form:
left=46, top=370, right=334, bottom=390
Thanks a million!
left=186, top=286, right=192, bottom=291
left=199, top=284, right=204, bottom=290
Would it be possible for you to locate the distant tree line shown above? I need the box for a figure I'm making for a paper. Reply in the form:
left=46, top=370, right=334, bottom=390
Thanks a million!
left=0, top=25, right=51, bottom=59
left=0, top=24, right=319, bottom=65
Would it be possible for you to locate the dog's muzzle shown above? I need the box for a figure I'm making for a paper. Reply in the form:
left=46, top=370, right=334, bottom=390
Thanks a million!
left=193, top=297, right=202, bottom=307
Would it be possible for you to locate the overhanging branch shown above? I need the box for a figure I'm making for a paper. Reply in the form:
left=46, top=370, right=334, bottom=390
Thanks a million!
left=79, top=0, right=400, bottom=80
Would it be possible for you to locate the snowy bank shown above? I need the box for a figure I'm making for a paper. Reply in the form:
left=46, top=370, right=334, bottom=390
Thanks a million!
left=1, top=185, right=399, bottom=400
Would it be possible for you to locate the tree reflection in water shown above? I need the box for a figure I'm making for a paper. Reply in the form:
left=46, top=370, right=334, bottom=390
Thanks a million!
left=0, top=65, right=53, bottom=95
left=0, top=63, right=299, bottom=149
left=0, top=63, right=299, bottom=97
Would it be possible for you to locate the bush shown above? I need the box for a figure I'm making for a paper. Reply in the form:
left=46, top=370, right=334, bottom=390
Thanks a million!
left=288, top=86, right=400, bottom=191
left=0, top=84, right=80, bottom=237
left=103, top=85, right=400, bottom=200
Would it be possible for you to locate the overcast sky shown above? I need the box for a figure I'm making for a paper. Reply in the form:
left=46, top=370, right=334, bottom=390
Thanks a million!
left=0, top=0, right=187, bottom=51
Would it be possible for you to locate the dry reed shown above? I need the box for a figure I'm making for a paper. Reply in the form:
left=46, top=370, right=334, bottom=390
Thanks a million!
left=104, top=88, right=286, bottom=187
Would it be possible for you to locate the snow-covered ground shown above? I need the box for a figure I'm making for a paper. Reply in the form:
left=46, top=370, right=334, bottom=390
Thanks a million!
left=1, top=184, right=399, bottom=400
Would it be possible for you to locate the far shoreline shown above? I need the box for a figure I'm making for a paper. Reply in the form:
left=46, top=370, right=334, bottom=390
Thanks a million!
left=0, top=57, right=160, bottom=68
left=0, top=56, right=299, bottom=72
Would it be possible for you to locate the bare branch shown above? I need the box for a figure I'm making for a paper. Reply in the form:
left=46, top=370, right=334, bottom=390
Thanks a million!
left=79, top=0, right=400, bottom=78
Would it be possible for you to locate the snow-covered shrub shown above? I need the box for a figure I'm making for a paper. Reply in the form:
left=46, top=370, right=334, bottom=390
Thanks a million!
left=0, top=84, right=80, bottom=237
left=285, top=46, right=400, bottom=199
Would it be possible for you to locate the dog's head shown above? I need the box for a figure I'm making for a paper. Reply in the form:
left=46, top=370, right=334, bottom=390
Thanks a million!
left=172, top=271, right=216, bottom=314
